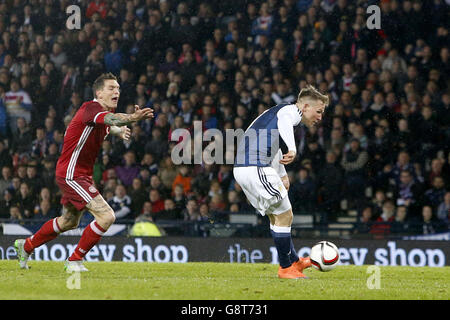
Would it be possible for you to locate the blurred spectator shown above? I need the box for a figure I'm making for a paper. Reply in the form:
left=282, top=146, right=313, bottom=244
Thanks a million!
left=316, top=150, right=344, bottom=221
left=183, top=198, right=210, bottom=237
left=93, top=154, right=112, bottom=186
left=191, top=164, right=215, bottom=197
left=154, top=198, right=182, bottom=221
left=158, top=155, right=177, bottom=191
left=251, top=3, right=273, bottom=43
left=391, top=150, right=415, bottom=183
left=427, top=158, right=444, bottom=187
left=354, top=206, right=374, bottom=235
left=172, top=184, right=186, bottom=213
left=424, top=176, right=447, bottom=210
left=341, top=138, right=369, bottom=208
left=8, top=177, right=21, bottom=199
left=199, top=202, right=211, bottom=227
left=370, top=200, right=396, bottom=239
left=391, top=205, right=411, bottom=234
left=24, top=163, right=42, bottom=195
left=0, top=140, right=12, bottom=169
left=393, top=169, right=423, bottom=218
left=104, top=39, right=124, bottom=76
left=128, top=177, right=147, bottom=216
left=209, top=194, right=226, bottom=211
left=38, top=187, right=59, bottom=212
left=16, top=182, right=34, bottom=219
left=31, top=73, right=57, bottom=128
left=149, top=188, right=165, bottom=215
left=86, top=0, right=107, bottom=20
left=49, top=43, right=67, bottom=71
left=144, top=127, right=168, bottom=161
left=437, top=191, right=450, bottom=223
left=414, top=205, right=447, bottom=235
left=226, top=190, right=241, bottom=211
left=302, top=139, right=325, bottom=172
left=415, top=105, right=441, bottom=160
left=108, top=184, right=133, bottom=222
left=140, top=153, right=159, bottom=176
left=289, top=167, right=316, bottom=213
left=149, top=174, right=169, bottom=198
left=30, top=126, right=49, bottom=159
left=41, top=157, right=57, bottom=192
left=391, top=118, right=414, bottom=155
left=0, top=189, right=13, bottom=219
left=172, top=165, right=192, bottom=195
left=9, top=205, right=23, bottom=223
left=4, top=78, right=32, bottom=132
left=183, top=198, right=200, bottom=222
left=0, top=166, right=12, bottom=196
left=208, top=180, right=222, bottom=199
left=10, top=117, right=33, bottom=155
left=114, top=150, right=140, bottom=187
left=34, top=199, right=57, bottom=220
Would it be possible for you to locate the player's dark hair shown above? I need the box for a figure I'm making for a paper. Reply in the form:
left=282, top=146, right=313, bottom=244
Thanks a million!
left=92, top=73, right=118, bottom=98
left=297, top=84, right=329, bottom=106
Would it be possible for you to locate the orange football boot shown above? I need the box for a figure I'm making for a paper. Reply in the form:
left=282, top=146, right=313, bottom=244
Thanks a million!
left=292, top=257, right=312, bottom=273
left=278, top=264, right=308, bottom=279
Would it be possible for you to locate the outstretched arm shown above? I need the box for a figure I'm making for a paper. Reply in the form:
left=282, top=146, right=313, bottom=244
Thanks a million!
left=104, top=105, right=154, bottom=127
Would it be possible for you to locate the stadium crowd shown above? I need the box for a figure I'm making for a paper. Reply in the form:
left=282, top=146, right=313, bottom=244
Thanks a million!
left=0, top=0, right=449, bottom=238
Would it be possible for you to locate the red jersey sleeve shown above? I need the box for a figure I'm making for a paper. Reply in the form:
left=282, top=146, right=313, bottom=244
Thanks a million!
left=82, top=101, right=113, bottom=125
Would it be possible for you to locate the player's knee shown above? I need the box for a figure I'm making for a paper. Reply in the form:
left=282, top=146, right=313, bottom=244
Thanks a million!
left=58, top=215, right=80, bottom=231
left=274, top=209, right=293, bottom=227
left=281, top=176, right=290, bottom=191
left=107, top=211, right=116, bottom=226
left=97, top=209, right=115, bottom=229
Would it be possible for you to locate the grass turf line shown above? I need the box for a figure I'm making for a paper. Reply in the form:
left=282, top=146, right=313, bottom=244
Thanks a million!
left=0, top=261, right=448, bottom=300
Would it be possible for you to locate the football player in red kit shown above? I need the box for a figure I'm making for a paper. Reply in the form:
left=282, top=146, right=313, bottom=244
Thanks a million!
left=15, top=73, right=154, bottom=271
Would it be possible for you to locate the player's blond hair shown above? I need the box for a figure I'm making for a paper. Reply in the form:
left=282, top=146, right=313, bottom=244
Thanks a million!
left=92, top=73, right=118, bottom=98
left=297, top=85, right=329, bottom=106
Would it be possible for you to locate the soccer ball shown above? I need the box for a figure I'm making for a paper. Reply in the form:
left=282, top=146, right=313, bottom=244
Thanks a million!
left=310, top=241, right=340, bottom=272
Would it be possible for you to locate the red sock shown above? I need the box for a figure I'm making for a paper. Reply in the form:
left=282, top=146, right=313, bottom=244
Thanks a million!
left=24, top=218, right=61, bottom=254
left=69, top=221, right=106, bottom=261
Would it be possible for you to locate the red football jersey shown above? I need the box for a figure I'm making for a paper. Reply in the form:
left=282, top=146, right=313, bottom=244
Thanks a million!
left=56, top=100, right=113, bottom=179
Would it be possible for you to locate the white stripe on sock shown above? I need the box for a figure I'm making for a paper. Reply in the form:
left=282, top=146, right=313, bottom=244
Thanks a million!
left=53, top=218, right=61, bottom=234
left=90, top=221, right=105, bottom=236
left=270, top=224, right=291, bottom=233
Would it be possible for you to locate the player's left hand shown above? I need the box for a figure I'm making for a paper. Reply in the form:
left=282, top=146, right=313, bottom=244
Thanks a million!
left=280, top=150, right=296, bottom=165
left=120, top=126, right=131, bottom=141
left=134, top=105, right=154, bottom=120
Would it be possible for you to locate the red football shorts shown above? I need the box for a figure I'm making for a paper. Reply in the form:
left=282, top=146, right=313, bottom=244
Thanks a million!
left=56, top=176, right=100, bottom=211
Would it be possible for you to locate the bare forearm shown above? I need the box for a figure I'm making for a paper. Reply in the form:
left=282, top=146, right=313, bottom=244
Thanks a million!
left=104, top=113, right=139, bottom=126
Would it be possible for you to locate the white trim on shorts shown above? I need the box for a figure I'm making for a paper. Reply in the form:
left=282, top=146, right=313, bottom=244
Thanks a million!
left=233, top=166, right=291, bottom=216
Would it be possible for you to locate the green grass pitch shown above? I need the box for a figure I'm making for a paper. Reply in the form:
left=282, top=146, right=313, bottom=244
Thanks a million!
left=0, top=260, right=448, bottom=300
